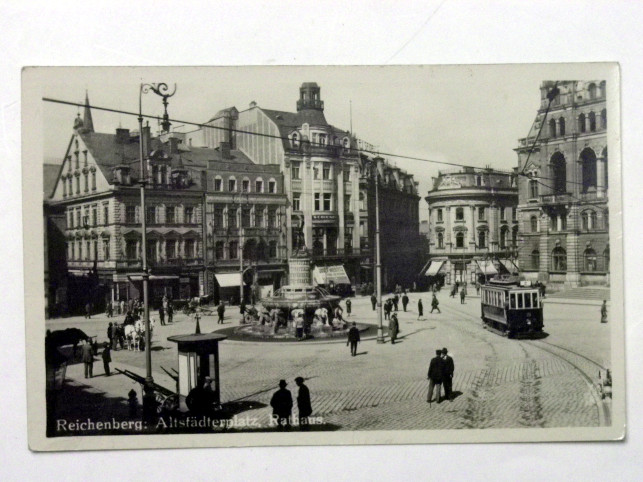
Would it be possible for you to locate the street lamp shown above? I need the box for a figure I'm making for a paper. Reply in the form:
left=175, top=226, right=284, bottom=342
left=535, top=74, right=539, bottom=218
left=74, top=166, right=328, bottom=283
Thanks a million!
left=138, top=82, right=176, bottom=421
left=370, top=157, right=385, bottom=343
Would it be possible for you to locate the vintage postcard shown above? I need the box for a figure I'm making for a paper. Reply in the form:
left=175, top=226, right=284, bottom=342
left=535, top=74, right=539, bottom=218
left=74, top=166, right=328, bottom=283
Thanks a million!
left=24, top=64, right=624, bottom=451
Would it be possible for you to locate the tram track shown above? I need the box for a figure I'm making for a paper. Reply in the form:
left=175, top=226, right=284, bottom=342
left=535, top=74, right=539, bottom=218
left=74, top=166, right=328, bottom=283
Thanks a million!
left=443, top=300, right=610, bottom=427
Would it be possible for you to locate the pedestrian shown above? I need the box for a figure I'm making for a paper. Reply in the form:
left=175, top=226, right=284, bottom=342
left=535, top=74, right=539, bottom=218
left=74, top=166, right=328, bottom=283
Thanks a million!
left=389, top=313, right=399, bottom=344
left=240, top=299, right=247, bottom=317
left=106, top=301, right=113, bottom=318
left=427, top=349, right=445, bottom=404
left=85, top=302, right=92, bottom=319
left=119, top=300, right=125, bottom=316
left=460, top=289, right=466, bottom=304
left=159, top=305, right=165, bottom=325
left=418, top=299, right=424, bottom=320
left=393, top=294, right=399, bottom=312
left=345, top=298, right=352, bottom=317
left=81, top=339, right=94, bottom=378
left=370, top=293, right=377, bottom=311
left=102, top=342, right=111, bottom=377
left=217, top=302, right=225, bottom=324
left=128, top=389, right=138, bottom=418
left=186, top=377, right=216, bottom=417
left=601, top=300, right=608, bottom=323
left=295, top=313, right=305, bottom=339
left=347, top=322, right=360, bottom=356
left=167, top=301, right=173, bottom=323
left=384, top=299, right=391, bottom=320
left=431, top=293, right=441, bottom=313
left=441, top=348, right=454, bottom=401
left=402, top=293, right=409, bottom=312
left=107, top=322, right=113, bottom=348
left=295, top=377, right=312, bottom=430
left=270, top=380, right=293, bottom=430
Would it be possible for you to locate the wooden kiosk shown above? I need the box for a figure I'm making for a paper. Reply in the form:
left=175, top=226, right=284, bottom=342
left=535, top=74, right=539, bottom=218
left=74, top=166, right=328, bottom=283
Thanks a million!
left=167, top=332, right=227, bottom=407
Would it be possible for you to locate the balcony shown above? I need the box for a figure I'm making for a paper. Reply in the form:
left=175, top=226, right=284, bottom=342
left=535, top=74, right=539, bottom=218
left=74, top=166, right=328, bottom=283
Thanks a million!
left=540, top=193, right=573, bottom=205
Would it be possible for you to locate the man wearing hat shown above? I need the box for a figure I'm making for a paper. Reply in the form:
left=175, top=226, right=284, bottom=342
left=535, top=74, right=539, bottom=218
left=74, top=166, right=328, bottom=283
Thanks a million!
left=441, top=348, right=455, bottom=402
left=295, top=377, right=312, bottom=430
left=427, top=349, right=445, bottom=404
left=270, top=379, right=293, bottom=430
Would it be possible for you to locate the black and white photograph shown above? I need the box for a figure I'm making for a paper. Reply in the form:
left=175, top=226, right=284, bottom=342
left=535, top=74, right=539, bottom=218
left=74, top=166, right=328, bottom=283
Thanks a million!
left=24, top=64, right=623, bottom=450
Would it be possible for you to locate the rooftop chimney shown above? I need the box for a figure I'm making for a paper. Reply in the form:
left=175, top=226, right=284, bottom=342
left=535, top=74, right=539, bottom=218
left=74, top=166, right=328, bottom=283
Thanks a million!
left=220, top=141, right=231, bottom=160
left=115, top=128, right=130, bottom=144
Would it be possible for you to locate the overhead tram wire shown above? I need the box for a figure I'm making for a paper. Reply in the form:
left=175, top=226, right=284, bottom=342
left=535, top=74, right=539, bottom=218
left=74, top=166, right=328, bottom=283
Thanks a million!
left=43, top=96, right=515, bottom=175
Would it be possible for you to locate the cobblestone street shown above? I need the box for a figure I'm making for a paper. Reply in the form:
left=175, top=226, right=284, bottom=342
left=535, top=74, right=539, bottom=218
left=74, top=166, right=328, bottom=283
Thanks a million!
left=47, top=291, right=611, bottom=432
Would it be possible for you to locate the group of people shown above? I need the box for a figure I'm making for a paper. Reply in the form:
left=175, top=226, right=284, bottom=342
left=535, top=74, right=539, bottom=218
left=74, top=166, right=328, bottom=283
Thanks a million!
left=270, top=377, right=312, bottom=430
left=427, top=348, right=455, bottom=404
left=158, top=296, right=174, bottom=326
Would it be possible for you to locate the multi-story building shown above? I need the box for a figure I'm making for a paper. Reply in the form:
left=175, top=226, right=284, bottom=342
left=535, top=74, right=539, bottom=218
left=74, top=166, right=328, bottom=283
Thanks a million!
left=186, top=82, right=422, bottom=289
left=424, top=168, right=519, bottom=285
left=515, top=81, right=609, bottom=287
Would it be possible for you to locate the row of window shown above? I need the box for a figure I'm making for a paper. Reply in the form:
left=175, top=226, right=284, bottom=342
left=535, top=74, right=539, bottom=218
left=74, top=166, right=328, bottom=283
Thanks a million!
left=62, top=170, right=97, bottom=197
left=67, top=203, right=109, bottom=229
left=209, top=239, right=280, bottom=261
left=530, top=247, right=609, bottom=272
left=527, top=211, right=607, bottom=233
left=211, top=177, right=277, bottom=194
left=548, top=109, right=606, bottom=138
left=434, top=207, right=518, bottom=223
left=435, top=228, right=518, bottom=249
left=207, top=205, right=281, bottom=229
left=125, top=204, right=197, bottom=225
left=67, top=237, right=201, bottom=262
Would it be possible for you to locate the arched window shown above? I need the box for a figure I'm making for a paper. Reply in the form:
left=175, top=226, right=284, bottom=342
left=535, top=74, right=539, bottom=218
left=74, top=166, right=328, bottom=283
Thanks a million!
left=551, top=247, right=567, bottom=271
left=579, top=113, right=586, bottom=133
left=584, top=248, right=597, bottom=272
left=437, top=232, right=444, bottom=249
left=530, top=215, right=538, bottom=233
left=601, top=109, right=607, bottom=129
left=291, top=133, right=299, bottom=147
left=582, top=211, right=590, bottom=231
left=551, top=152, right=567, bottom=194
left=478, top=230, right=486, bottom=249
left=455, top=232, right=464, bottom=248
left=559, top=117, right=565, bottom=136
left=599, top=81, right=606, bottom=98
left=602, top=147, right=608, bottom=189
left=588, top=83, right=597, bottom=100
left=580, top=147, right=597, bottom=193
left=591, top=211, right=597, bottom=230
left=531, top=250, right=540, bottom=270
left=589, top=111, right=596, bottom=132
left=549, top=118, right=556, bottom=137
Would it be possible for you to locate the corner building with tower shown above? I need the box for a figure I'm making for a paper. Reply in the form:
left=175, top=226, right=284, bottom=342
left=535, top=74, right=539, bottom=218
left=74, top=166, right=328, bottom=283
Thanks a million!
left=515, top=81, right=609, bottom=288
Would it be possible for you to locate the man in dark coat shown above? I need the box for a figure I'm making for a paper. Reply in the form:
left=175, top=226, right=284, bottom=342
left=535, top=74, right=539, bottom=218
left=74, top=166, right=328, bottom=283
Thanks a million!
left=270, top=380, right=293, bottom=430
left=167, top=301, right=174, bottom=323
left=431, top=293, right=441, bottom=313
left=107, top=322, right=114, bottom=348
left=217, top=302, right=225, bottom=324
left=417, top=299, right=424, bottom=320
left=102, top=343, right=112, bottom=376
left=389, top=313, right=399, bottom=344
left=159, top=305, right=165, bottom=325
left=427, top=349, right=445, bottom=404
left=295, top=377, right=312, bottom=430
left=345, top=298, right=352, bottom=316
left=81, top=339, right=94, bottom=378
left=384, top=299, right=391, bottom=320
left=441, top=348, right=454, bottom=401
left=393, top=294, right=399, bottom=312
left=402, top=293, right=409, bottom=312
left=460, top=289, right=466, bottom=304
left=370, top=293, right=377, bottom=311
left=347, top=322, right=360, bottom=356
left=85, top=302, right=92, bottom=319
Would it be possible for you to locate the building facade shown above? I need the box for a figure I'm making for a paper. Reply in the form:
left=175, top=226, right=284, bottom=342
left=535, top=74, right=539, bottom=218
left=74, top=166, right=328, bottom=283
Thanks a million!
left=186, top=82, right=422, bottom=290
left=424, top=168, right=519, bottom=285
left=515, top=81, right=609, bottom=287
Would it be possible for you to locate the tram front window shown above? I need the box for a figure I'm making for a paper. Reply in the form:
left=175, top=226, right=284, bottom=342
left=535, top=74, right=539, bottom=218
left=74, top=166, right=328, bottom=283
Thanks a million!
left=517, top=293, right=523, bottom=308
left=524, top=293, right=532, bottom=308
left=532, top=292, right=539, bottom=307
left=510, top=293, right=516, bottom=308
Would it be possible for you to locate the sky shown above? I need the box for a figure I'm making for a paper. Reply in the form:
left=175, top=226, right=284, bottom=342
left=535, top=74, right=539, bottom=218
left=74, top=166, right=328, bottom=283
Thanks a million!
left=41, top=65, right=555, bottom=220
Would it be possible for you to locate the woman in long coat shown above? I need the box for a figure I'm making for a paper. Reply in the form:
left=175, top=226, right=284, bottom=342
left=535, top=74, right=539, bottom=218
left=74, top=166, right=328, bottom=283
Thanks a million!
left=389, top=313, right=399, bottom=344
left=417, top=299, right=424, bottom=320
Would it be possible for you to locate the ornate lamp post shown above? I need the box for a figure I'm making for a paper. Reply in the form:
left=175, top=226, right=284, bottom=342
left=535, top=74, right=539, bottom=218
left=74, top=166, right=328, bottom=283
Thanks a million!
left=138, top=82, right=176, bottom=420
left=370, top=157, right=385, bottom=343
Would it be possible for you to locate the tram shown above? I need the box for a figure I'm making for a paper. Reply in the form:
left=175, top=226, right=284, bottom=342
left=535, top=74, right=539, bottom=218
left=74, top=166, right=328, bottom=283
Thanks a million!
left=480, top=276, right=543, bottom=338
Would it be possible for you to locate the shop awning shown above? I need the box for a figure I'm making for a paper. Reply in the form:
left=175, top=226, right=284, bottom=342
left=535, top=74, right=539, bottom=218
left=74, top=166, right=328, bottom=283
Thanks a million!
left=215, top=273, right=241, bottom=288
left=476, top=260, right=498, bottom=275
left=313, top=265, right=351, bottom=285
left=426, top=260, right=446, bottom=276
left=498, top=258, right=519, bottom=274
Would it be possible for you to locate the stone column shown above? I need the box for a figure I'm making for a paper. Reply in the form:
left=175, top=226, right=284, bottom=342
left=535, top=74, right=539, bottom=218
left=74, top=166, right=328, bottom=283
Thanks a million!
left=303, top=156, right=313, bottom=249
left=596, top=156, right=606, bottom=198
left=351, top=165, right=360, bottom=253
left=488, top=204, right=497, bottom=254
left=469, top=205, right=476, bottom=251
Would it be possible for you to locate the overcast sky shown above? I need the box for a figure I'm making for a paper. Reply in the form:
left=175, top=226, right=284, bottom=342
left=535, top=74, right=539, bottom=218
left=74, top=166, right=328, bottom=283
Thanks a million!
left=41, top=65, right=590, bottom=220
